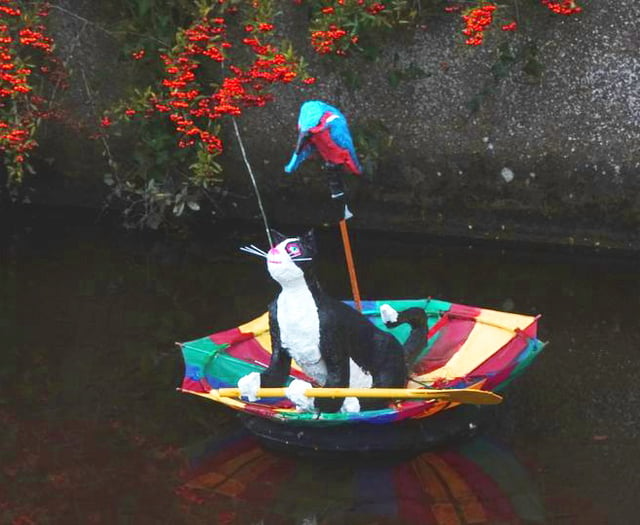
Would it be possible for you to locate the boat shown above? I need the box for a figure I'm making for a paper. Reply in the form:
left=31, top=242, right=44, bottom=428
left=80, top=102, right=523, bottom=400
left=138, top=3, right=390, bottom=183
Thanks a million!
left=178, top=297, right=545, bottom=454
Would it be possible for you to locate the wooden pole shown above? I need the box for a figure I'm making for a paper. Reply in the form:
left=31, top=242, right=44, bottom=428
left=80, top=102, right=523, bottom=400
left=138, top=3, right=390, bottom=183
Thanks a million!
left=339, top=218, right=362, bottom=311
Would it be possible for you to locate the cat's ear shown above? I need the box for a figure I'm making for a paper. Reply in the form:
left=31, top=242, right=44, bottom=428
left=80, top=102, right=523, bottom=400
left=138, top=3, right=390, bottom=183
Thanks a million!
left=270, top=229, right=288, bottom=245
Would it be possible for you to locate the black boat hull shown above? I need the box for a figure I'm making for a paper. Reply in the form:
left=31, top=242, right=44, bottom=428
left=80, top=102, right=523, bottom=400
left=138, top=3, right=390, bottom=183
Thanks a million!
left=239, top=405, right=495, bottom=457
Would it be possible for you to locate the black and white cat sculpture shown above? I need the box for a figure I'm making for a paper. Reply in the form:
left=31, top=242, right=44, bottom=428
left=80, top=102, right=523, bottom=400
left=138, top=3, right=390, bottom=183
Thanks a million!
left=238, top=230, right=427, bottom=413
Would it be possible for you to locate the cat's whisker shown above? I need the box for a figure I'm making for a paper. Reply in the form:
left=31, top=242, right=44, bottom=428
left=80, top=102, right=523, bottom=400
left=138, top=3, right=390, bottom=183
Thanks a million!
left=293, top=257, right=312, bottom=262
left=240, top=246, right=267, bottom=258
left=242, top=250, right=266, bottom=258
left=240, top=247, right=263, bottom=256
left=249, top=244, right=268, bottom=256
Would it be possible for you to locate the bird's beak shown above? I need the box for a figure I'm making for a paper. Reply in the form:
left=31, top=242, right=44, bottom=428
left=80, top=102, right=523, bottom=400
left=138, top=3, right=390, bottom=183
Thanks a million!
left=294, top=131, right=310, bottom=154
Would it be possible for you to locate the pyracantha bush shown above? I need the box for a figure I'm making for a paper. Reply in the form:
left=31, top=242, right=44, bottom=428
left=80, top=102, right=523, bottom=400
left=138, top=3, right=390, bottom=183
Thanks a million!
left=2, top=0, right=581, bottom=226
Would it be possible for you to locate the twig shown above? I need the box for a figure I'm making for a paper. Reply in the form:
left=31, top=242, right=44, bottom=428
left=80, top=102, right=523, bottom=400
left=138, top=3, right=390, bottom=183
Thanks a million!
left=80, top=68, right=116, bottom=177
left=49, top=5, right=115, bottom=38
left=49, top=4, right=169, bottom=47
left=48, top=20, right=87, bottom=109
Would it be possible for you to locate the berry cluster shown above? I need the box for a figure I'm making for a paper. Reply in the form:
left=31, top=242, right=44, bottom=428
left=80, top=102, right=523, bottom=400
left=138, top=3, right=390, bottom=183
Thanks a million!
left=0, top=1, right=57, bottom=183
left=311, top=25, right=349, bottom=55
left=304, top=0, right=390, bottom=56
left=305, top=0, right=582, bottom=52
left=107, top=1, right=312, bottom=167
left=160, top=15, right=301, bottom=155
left=462, top=4, right=497, bottom=46
left=449, top=0, right=581, bottom=45
left=541, top=0, right=582, bottom=15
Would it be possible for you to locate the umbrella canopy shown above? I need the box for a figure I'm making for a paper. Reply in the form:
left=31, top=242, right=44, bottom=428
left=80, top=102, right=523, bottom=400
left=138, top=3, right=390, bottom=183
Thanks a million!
left=179, top=298, right=545, bottom=426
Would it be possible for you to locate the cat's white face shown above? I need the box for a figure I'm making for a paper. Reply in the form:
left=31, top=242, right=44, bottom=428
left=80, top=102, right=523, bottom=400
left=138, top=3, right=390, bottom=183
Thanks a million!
left=267, top=238, right=305, bottom=284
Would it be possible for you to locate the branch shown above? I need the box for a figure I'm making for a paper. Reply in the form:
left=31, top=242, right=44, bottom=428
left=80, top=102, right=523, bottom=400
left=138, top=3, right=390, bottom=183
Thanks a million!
left=49, top=4, right=170, bottom=47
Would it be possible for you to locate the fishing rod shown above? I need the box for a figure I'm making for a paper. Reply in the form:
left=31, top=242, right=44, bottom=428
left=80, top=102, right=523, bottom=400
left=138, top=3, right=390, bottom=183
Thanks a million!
left=231, top=117, right=273, bottom=248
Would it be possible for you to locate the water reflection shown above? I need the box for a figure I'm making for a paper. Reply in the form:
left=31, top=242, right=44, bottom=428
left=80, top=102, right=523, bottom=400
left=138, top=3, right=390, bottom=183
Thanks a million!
left=182, top=430, right=545, bottom=525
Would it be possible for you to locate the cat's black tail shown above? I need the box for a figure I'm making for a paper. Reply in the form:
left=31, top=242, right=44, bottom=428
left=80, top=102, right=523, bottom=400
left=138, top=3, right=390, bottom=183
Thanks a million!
left=381, top=306, right=428, bottom=370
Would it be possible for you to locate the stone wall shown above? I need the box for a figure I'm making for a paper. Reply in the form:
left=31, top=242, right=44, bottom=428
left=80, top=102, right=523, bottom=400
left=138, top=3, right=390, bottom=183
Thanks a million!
left=37, top=1, right=640, bottom=250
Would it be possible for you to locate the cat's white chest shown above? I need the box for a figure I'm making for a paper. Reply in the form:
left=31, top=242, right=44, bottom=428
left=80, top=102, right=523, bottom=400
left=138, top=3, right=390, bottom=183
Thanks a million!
left=277, top=287, right=326, bottom=382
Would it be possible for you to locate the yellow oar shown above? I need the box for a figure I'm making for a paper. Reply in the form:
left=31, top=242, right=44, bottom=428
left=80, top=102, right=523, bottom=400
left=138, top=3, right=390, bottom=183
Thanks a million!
left=216, top=387, right=502, bottom=406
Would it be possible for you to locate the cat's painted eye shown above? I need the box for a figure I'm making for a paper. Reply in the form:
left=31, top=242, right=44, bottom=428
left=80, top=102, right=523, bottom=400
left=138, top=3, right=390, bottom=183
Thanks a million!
left=285, top=242, right=302, bottom=257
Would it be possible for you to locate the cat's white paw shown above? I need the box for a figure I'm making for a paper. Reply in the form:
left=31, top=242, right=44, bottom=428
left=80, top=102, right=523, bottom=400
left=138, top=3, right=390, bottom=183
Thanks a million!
left=285, top=379, right=315, bottom=412
left=380, top=303, right=398, bottom=324
left=341, top=396, right=360, bottom=413
left=237, top=372, right=261, bottom=402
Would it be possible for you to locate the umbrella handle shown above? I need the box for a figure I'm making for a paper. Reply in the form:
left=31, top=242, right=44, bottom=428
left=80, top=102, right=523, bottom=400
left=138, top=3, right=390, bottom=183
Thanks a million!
left=339, top=218, right=362, bottom=311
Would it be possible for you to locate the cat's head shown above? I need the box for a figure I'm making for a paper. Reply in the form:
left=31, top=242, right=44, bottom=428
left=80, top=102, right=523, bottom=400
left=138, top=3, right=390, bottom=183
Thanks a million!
left=239, top=230, right=317, bottom=284
left=266, top=229, right=317, bottom=285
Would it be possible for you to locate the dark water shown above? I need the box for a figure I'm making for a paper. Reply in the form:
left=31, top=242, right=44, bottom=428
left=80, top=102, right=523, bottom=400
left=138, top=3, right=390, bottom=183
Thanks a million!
left=1, top=208, right=639, bottom=524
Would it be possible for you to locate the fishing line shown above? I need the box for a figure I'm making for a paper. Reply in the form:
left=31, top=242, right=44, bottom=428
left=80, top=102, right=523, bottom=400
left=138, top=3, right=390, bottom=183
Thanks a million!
left=232, top=116, right=273, bottom=248
left=219, top=55, right=273, bottom=248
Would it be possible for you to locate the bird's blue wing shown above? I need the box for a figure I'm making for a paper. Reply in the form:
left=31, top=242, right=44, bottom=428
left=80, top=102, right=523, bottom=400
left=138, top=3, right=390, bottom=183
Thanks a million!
left=328, top=119, right=362, bottom=173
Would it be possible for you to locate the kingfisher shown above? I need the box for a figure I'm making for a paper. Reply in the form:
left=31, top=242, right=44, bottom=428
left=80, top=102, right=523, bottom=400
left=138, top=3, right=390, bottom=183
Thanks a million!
left=285, top=100, right=362, bottom=176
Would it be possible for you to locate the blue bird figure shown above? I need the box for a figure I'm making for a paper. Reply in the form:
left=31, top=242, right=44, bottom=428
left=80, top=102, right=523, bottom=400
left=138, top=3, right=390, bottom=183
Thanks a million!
left=285, top=100, right=362, bottom=176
